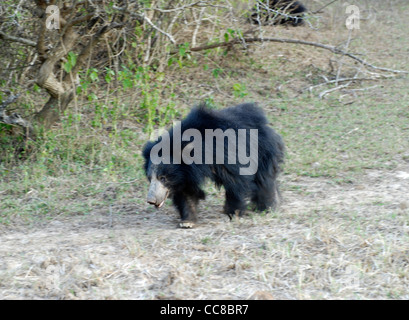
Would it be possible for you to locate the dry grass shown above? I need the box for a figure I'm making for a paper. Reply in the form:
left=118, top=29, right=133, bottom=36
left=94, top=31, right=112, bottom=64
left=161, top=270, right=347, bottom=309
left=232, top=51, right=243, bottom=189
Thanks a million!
left=1, top=162, right=408, bottom=299
left=1, top=0, right=409, bottom=300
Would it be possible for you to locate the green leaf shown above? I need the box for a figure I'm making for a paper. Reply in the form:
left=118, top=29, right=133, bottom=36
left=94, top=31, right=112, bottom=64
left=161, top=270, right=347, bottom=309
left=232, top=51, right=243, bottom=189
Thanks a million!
left=212, top=68, right=221, bottom=79
left=63, top=51, right=77, bottom=73
left=63, top=62, right=71, bottom=73
left=122, top=78, right=133, bottom=89
left=224, top=32, right=229, bottom=42
left=89, top=68, right=99, bottom=82
left=67, top=51, right=77, bottom=66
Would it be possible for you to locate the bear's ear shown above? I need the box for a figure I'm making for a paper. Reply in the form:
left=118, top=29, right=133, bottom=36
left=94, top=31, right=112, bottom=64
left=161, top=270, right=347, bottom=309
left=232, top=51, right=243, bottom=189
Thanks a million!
left=142, top=141, right=155, bottom=160
left=142, top=141, right=155, bottom=173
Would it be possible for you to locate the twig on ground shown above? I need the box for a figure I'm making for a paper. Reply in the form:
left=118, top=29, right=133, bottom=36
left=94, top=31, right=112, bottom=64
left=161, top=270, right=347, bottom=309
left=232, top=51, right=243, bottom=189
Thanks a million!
left=305, top=77, right=382, bottom=93
left=335, top=29, right=353, bottom=85
left=174, top=36, right=407, bottom=75
left=319, top=83, right=351, bottom=99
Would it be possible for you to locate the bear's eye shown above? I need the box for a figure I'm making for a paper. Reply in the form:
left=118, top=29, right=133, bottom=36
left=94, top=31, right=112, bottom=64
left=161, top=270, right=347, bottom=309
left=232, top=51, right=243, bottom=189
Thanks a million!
left=159, top=176, right=166, bottom=183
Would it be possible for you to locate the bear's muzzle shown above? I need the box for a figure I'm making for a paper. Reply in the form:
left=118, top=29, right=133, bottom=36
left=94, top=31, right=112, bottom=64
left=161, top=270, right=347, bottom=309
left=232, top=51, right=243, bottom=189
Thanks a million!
left=147, top=174, right=169, bottom=208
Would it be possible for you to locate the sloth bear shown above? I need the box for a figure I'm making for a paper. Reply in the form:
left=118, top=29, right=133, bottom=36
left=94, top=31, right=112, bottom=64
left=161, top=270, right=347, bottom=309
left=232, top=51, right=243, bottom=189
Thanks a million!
left=142, top=103, right=285, bottom=228
left=251, top=0, right=307, bottom=26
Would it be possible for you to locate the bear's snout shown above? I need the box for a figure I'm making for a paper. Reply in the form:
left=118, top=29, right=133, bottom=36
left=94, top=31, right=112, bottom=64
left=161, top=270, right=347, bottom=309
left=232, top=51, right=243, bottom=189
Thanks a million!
left=147, top=175, right=169, bottom=208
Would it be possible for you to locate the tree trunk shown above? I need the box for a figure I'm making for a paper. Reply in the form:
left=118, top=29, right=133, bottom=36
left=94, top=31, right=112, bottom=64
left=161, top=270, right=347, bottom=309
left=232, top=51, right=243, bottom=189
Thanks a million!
left=34, top=90, right=74, bottom=128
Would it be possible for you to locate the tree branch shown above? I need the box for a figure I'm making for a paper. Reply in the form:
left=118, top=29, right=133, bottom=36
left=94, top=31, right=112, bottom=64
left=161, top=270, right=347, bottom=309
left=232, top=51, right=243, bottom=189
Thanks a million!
left=0, top=94, right=21, bottom=113
left=65, top=22, right=124, bottom=81
left=312, top=0, right=340, bottom=14
left=180, top=37, right=408, bottom=74
left=0, top=31, right=37, bottom=47
left=0, top=93, right=33, bottom=135
left=142, top=13, right=176, bottom=45
left=143, top=1, right=204, bottom=13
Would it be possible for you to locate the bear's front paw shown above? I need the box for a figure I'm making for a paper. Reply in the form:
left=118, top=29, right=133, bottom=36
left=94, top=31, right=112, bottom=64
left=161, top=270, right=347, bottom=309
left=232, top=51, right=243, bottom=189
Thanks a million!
left=179, top=221, right=195, bottom=229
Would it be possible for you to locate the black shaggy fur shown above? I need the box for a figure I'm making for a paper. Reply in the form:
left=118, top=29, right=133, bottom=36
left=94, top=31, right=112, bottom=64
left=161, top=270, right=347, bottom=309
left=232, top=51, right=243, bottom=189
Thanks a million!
left=250, top=0, right=307, bottom=26
left=143, top=103, right=285, bottom=224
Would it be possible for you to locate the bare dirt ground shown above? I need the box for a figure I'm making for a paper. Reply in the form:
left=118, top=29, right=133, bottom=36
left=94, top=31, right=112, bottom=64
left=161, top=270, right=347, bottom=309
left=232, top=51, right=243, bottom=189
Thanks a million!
left=1, top=160, right=408, bottom=300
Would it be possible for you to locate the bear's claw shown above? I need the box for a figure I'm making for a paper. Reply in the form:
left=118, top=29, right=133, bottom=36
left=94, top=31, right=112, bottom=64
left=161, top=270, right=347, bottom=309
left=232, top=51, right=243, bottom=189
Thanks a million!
left=179, top=222, right=195, bottom=229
